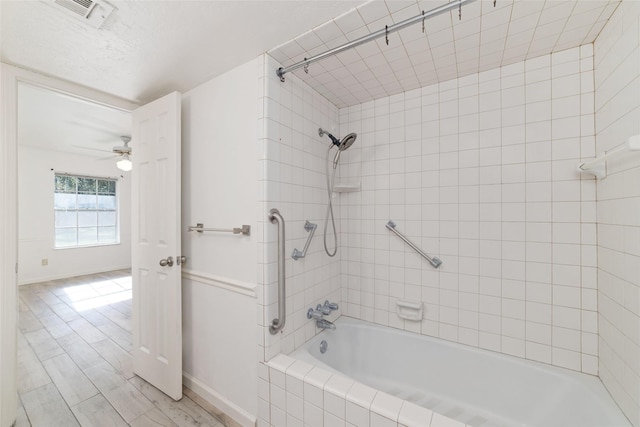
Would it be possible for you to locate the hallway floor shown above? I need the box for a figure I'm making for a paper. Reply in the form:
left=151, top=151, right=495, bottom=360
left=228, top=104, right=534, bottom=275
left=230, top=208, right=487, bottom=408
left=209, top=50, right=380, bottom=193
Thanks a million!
left=16, top=270, right=227, bottom=427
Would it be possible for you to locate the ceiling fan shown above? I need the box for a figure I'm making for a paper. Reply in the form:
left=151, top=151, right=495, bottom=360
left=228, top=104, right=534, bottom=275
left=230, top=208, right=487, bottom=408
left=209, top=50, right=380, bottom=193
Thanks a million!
left=113, top=136, right=133, bottom=171
left=73, top=135, right=133, bottom=171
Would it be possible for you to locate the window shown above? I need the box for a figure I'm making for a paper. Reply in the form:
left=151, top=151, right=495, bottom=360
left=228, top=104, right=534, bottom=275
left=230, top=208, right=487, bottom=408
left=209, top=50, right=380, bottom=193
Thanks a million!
left=54, top=174, right=118, bottom=248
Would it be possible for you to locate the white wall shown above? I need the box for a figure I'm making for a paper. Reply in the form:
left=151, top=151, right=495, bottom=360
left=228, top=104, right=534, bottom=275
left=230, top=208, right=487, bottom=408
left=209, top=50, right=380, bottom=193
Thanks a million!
left=182, top=277, right=257, bottom=426
left=338, top=45, right=598, bottom=375
left=594, top=2, right=640, bottom=425
left=180, top=58, right=258, bottom=425
left=18, top=145, right=131, bottom=285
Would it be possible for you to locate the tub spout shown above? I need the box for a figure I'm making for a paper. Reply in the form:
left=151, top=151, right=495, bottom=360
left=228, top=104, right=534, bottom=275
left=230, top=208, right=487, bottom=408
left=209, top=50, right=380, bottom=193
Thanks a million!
left=316, top=319, right=336, bottom=330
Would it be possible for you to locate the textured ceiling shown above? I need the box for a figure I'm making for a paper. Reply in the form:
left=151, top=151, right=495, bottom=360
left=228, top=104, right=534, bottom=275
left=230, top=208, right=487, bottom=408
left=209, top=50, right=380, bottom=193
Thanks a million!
left=18, top=84, right=131, bottom=157
left=268, top=0, right=621, bottom=108
left=1, top=0, right=362, bottom=104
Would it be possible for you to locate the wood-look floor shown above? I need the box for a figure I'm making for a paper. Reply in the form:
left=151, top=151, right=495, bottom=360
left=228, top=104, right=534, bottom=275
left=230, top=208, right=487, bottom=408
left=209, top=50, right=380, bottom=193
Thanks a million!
left=16, top=270, right=227, bottom=427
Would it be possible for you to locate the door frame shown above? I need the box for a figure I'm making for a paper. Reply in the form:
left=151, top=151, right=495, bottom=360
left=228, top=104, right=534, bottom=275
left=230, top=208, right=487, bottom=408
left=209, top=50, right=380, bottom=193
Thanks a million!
left=0, top=63, right=138, bottom=426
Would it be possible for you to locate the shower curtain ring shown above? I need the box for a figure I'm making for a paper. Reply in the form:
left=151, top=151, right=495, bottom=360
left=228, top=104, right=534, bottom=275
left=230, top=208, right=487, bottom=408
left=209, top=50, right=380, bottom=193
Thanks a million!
left=459, top=1, right=462, bottom=20
left=421, top=11, right=425, bottom=33
left=385, top=25, right=389, bottom=45
left=303, top=58, right=309, bottom=74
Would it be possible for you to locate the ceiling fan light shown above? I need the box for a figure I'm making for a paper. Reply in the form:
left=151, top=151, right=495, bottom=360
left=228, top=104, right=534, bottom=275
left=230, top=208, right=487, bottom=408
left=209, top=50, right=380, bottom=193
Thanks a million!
left=117, top=154, right=132, bottom=172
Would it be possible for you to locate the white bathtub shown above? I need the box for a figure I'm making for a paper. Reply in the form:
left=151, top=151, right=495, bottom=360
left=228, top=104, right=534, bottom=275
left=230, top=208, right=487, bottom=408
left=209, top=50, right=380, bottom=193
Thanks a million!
left=290, top=317, right=630, bottom=427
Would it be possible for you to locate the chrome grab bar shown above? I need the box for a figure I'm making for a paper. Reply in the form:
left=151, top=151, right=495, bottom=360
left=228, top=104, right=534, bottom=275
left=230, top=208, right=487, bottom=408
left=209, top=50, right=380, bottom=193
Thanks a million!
left=292, top=221, right=317, bottom=260
left=188, top=223, right=250, bottom=236
left=386, top=220, right=442, bottom=269
left=268, top=209, right=286, bottom=334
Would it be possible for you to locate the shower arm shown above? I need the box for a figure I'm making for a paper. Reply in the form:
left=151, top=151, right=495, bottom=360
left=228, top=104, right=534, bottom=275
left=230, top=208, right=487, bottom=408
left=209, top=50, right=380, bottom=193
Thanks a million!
left=276, top=0, right=476, bottom=82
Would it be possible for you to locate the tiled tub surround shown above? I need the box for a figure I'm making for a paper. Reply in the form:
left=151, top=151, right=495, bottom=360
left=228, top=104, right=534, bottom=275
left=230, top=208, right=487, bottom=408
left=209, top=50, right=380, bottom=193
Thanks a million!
left=257, top=53, right=344, bottom=363
left=282, top=317, right=630, bottom=427
left=338, top=45, right=599, bottom=374
left=593, top=1, right=640, bottom=425
left=263, top=353, right=457, bottom=427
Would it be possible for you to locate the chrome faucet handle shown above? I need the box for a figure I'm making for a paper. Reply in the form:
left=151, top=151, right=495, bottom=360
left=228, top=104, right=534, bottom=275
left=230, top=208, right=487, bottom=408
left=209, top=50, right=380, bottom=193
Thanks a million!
left=316, top=304, right=332, bottom=315
left=316, top=319, right=336, bottom=330
left=307, top=308, right=324, bottom=320
left=323, top=300, right=339, bottom=311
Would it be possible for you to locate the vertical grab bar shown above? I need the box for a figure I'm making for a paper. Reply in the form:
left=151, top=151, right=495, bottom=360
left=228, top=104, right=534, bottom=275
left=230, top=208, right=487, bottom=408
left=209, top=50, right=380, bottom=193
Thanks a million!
left=268, top=209, right=286, bottom=334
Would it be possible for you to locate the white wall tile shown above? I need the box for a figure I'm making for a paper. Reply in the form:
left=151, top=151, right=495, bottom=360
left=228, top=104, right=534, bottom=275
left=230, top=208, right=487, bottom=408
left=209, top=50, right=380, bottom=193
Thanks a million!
left=346, top=401, right=370, bottom=426
left=259, top=55, right=342, bottom=362
left=338, top=46, right=598, bottom=375
left=258, top=2, right=640, bottom=417
left=594, top=3, right=640, bottom=425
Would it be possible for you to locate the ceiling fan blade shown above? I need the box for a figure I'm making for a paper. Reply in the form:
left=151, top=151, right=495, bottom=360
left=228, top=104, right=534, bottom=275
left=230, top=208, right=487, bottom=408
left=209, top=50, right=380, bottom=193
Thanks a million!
left=71, top=145, right=112, bottom=153
left=97, top=155, right=119, bottom=161
left=112, top=146, right=132, bottom=154
left=64, top=120, right=123, bottom=136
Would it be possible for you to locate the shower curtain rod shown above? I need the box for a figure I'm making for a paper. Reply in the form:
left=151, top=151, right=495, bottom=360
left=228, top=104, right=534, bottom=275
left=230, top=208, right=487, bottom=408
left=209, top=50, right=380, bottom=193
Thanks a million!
left=276, top=0, right=477, bottom=82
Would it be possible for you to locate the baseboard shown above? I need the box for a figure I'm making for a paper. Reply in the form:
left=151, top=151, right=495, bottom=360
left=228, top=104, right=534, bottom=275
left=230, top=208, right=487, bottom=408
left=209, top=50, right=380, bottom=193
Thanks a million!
left=183, top=372, right=256, bottom=427
left=18, top=264, right=131, bottom=286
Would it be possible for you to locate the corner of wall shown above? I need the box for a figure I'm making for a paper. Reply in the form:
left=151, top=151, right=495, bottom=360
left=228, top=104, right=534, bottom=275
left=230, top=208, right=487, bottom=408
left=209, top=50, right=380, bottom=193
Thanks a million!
left=257, top=53, right=342, bottom=365
left=594, top=1, right=640, bottom=425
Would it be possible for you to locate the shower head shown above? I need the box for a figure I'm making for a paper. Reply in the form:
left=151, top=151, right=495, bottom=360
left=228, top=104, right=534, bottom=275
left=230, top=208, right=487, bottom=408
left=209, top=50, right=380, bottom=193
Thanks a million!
left=319, top=128, right=357, bottom=168
left=332, top=132, right=357, bottom=168
left=338, top=133, right=357, bottom=151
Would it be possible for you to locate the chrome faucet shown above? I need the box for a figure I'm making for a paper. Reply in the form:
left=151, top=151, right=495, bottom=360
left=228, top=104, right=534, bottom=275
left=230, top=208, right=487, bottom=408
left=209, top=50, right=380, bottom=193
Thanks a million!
left=307, top=308, right=324, bottom=320
left=323, top=300, right=339, bottom=311
left=307, top=301, right=339, bottom=330
left=316, top=319, right=336, bottom=330
left=316, top=304, right=331, bottom=315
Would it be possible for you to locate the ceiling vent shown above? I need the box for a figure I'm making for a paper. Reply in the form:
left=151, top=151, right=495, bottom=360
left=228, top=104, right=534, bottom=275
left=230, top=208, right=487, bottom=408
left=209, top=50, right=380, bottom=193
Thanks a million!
left=50, top=0, right=116, bottom=29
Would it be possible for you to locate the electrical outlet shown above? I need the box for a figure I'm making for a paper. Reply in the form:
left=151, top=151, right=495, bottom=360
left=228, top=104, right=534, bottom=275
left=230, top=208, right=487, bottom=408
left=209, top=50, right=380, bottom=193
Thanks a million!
left=41, top=259, right=48, bottom=266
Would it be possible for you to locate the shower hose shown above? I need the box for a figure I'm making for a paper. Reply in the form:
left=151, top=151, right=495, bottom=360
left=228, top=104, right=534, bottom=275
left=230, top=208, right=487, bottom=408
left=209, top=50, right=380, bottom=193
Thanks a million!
left=323, top=144, right=339, bottom=257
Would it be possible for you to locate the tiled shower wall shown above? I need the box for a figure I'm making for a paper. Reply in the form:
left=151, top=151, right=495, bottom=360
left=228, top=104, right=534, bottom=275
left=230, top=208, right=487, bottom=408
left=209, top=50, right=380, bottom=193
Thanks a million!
left=594, top=2, right=640, bottom=426
left=257, top=54, right=342, bottom=364
left=338, top=45, right=598, bottom=374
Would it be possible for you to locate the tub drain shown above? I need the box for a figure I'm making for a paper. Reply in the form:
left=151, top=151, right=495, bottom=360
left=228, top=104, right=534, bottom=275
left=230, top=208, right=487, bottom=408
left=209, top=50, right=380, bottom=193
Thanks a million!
left=320, top=340, right=328, bottom=354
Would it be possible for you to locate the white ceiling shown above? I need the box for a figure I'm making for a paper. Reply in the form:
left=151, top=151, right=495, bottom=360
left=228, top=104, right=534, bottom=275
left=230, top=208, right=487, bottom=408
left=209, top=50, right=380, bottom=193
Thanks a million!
left=1, top=0, right=362, bottom=104
left=5, top=0, right=363, bottom=156
left=6, top=0, right=622, bottom=156
left=268, top=0, right=621, bottom=108
left=18, top=84, right=131, bottom=158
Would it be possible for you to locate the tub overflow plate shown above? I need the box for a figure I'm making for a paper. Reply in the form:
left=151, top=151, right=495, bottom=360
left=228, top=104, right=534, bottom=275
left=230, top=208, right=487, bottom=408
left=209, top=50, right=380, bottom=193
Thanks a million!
left=320, top=340, right=328, bottom=354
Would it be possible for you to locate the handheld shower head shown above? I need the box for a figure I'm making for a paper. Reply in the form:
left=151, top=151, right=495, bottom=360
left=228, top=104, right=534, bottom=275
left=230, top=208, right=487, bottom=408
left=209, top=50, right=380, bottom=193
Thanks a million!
left=321, top=130, right=357, bottom=258
left=332, top=132, right=357, bottom=168
left=319, top=128, right=358, bottom=168
left=338, top=133, right=357, bottom=151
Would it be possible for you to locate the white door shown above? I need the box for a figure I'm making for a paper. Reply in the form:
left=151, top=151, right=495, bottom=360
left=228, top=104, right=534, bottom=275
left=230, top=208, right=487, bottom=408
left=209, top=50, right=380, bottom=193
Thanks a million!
left=131, top=91, right=183, bottom=400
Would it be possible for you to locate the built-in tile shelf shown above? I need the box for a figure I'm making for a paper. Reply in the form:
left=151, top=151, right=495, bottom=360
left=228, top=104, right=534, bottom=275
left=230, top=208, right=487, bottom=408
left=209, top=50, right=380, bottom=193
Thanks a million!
left=333, top=182, right=361, bottom=192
